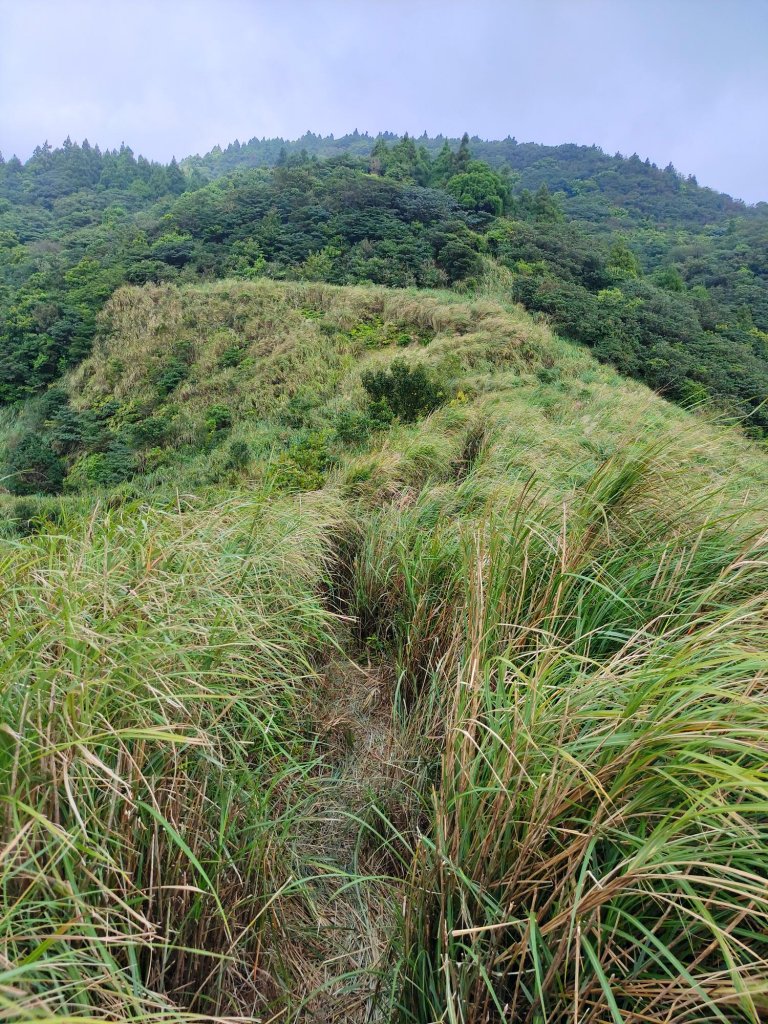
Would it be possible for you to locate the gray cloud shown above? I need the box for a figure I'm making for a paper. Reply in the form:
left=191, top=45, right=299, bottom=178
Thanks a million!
left=1, top=0, right=766, bottom=202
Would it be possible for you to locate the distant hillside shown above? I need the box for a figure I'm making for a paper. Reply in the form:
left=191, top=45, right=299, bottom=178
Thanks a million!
left=2, top=132, right=768, bottom=437
left=180, top=130, right=765, bottom=226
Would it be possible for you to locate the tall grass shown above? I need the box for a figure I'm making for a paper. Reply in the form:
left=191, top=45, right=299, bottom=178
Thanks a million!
left=4, top=281, right=768, bottom=1022
left=350, top=450, right=768, bottom=1022
left=0, top=490, right=351, bottom=1018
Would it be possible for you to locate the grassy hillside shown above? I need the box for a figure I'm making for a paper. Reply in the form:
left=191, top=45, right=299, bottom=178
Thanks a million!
left=5, top=277, right=768, bottom=505
left=2, top=282, right=768, bottom=1021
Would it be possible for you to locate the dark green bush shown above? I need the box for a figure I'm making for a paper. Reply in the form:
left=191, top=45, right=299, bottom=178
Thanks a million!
left=335, top=400, right=395, bottom=443
left=205, top=404, right=233, bottom=433
left=153, top=357, right=190, bottom=397
left=334, top=409, right=372, bottom=444
left=279, top=393, right=320, bottom=429
left=219, top=345, right=246, bottom=368
left=64, top=443, right=136, bottom=492
left=226, top=439, right=251, bottom=470
left=434, top=238, right=482, bottom=283
left=273, top=432, right=332, bottom=491
left=131, top=414, right=173, bottom=447
left=368, top=397, right=395, bottom=429
left=361, top=359, right=445, bottom=423
left=4, top=433, right=66, bottom=495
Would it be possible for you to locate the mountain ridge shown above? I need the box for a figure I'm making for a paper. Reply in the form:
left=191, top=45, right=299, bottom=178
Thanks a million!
left=180, top=129, right=766, bottom=213
left=2, top=129, right=768, bottom=488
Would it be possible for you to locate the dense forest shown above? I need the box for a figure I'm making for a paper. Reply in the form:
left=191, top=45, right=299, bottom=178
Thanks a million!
left=1, top=131, right=767, bottom=495
left=182, top=129, right=762, bottom=226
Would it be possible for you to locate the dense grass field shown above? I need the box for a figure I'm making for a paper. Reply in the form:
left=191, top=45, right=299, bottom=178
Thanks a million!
left=2, top=281, right=768, bottom=1021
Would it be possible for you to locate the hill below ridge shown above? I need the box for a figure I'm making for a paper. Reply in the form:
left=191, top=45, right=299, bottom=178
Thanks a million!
left=3, top=277, right=768, bottom=505
left=3, top=280, right=768, bottom=1020
left=2, top=131, right=767, bottom=439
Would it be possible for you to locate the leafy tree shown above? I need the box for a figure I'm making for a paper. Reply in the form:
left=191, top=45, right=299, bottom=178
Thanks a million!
left=607, top=239, right=641, bottom=280
left=455, top=133, right=472, bottom=174
left=446, top=162, right=509, bottom=216
left=166, top=157, right=187, bottom=195
left=430, top=140, right=457, bottom=186
left=151, top=232, right=195, bottom=267
left=653, top=267, right=685, bottom=292
left=205, top=403, right=233, bottom=433
left=531, top=183, right=563, bottom=222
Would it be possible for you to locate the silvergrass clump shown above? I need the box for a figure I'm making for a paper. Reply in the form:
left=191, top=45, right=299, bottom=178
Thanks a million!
left=369, top=453, right=768, bottom=1023
left=0, top=491, right=350, bottom=1018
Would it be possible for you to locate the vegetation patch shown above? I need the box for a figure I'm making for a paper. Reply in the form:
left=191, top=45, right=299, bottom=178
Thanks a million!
left=2, top=279, right=768, bottom=1022
left=361, top=357, right=446, bottom=423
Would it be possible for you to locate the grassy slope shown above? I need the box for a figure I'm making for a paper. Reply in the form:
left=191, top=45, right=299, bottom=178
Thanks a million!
left=37, top=277, right=768, bottom=497
left=2, top=281, right=768, bottom=1022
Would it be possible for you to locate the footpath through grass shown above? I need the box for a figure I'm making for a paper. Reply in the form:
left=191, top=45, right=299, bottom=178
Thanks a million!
left=2, top=282, right=768, bottom=1022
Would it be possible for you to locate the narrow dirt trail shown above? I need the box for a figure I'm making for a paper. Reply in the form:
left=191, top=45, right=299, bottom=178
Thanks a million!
left=290, top=655, right=408, bottom=1023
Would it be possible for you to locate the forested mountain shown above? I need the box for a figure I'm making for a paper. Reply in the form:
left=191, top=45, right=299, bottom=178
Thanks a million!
left=182, top=129, right=765, bottom=226
left=1, top=130, right=767, bottom=497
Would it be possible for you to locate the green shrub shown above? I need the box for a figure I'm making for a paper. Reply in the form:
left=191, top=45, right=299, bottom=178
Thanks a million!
left=335, top=400, right=395, bottom=443
left=273, top=432, right=332, bottom=491
left=368, top=397, right=395, bottom=429
left=279, top=393, right=320, bottom=429
left=64, top=444, right=135, bottom=492
left=150, top=231, right=195, bottom=268
left=346, top=318, right=427, bottom=350
left=153, top=356, right=190, bottom=396
left=679, top=378, right=709, bottom=407
left=348, top=317, right=385, bottom=348
left=218, top=344, right=246, bottom=368
left=205, top=403, right=233, bottom=434
left=138, top=445, right=170, bottom=473
left=4, top=432, right=66, bottom=495
left=361, top=358, right=445, bottom=423
left=435, top=238, right=482, bottom=283
left=131, top=413, right=173, bottom=447
left=226, top=439, right=251, bottom=470
left=334, top=409, right=372, bottom=444
left=47, top=405, right=112, bottom=453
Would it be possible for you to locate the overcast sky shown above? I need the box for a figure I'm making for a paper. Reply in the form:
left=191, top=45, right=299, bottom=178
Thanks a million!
left=1, top=0, right=766, bottom=202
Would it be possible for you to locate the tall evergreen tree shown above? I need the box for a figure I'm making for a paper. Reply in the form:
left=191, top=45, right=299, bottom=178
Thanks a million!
left=455, top=132, right=472, bottom=173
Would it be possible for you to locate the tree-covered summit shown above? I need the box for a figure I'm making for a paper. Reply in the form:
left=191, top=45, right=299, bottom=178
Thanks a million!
left=181, top=129, right=765, bottom=227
